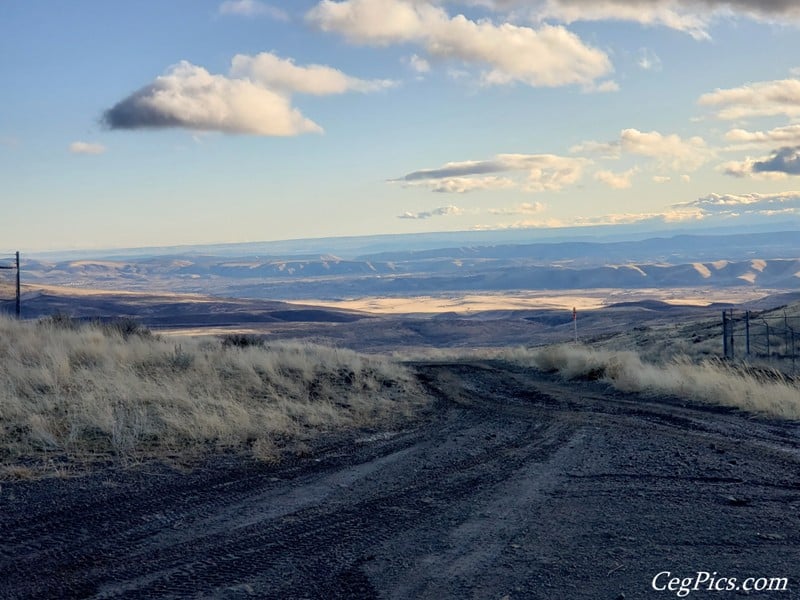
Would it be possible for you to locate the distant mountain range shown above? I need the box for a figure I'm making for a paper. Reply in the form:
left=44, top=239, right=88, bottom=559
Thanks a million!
left=13, top=230, right=800, bottom=300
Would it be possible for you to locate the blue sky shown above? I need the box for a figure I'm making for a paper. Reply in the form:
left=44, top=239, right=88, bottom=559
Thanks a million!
left=3, top=0, right=800, bottom=251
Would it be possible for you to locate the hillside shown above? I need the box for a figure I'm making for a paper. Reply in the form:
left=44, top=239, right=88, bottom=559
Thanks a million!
left=15, top=231, right=800, bottom=301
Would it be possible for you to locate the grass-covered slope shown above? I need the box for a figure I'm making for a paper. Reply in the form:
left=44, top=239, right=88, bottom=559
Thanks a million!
left=0, top=316, right=423, bottom=475
left=505, top=344, right=800, bottom=419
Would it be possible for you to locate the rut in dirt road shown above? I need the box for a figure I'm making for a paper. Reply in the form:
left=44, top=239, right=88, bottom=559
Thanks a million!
left=1, top=361, right=799, bottom=599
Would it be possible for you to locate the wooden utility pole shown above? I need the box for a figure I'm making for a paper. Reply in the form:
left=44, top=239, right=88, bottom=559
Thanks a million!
left=15, top=251, right=20, bottom=318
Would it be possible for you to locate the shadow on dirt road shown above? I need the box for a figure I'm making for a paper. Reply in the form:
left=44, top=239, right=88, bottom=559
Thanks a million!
left=2, top=361, right=799, bottom=599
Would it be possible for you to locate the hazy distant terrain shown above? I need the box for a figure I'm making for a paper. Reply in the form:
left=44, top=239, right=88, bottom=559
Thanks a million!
left=15, top=230, right=800, bottom=302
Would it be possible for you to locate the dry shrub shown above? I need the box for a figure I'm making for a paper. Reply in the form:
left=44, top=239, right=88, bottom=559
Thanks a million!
left=0, top=315, right=424, bottom=472
left=505, top=344, right=800, bottom=419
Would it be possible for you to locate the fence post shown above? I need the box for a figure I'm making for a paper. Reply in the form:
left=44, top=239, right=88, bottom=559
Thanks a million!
left=765, top=321, right=770, bottom=357
left=729, top=309, right=735, bottom=360
left=723, top=310, right=729, bottom=358
left=745, top=310, right=750, bottom=357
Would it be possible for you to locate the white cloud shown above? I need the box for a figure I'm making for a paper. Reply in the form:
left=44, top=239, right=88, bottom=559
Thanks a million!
left=594, top=167, right=637, bottom=189
left=398, top=205, right=463, bottom=219
left=698, top=79, right=800, bottom=120
left=725, top=124, right=800, bottom=148
left=590, top=80, right=620, bottom=93
left=573, top=128, right=710, bottom=171
left=636, top=48, right=662, bottom=71
left=395, top=153, right=589, bottom=193
left=619, top=129, right=709, bottom=170
left=528, top=0, right=712, bottom=40
left=69, top=141, right=107, bottom=155
left=720, top=158, right=788, bottom=180
left=307, top=0, right=613, bottom=88
left=488, top=0, right=800, bottom=39
left=219, top=0, right=288, bottom=20
left=569, top=139, right=621, bottom=158
left=488, top=201, right=546, bottom=215
left=408, top=54, right=431, bottom=73
left=653, top=175, right=671, bottom=183
left=230, top=52, right=397, bottom=94
left=473, top=207, right=704, bottom=230
left=104, top=61, right=322, bottom=136
left=431, top=176, right=517, bottom=193
left=676, top=191, right=800, bottom=217
left=104, top=53, right=394, bottom=136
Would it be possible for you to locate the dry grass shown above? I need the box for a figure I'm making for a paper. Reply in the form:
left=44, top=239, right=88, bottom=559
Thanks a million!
left=503, top=344, right=800, bottom=419
left=0, top=316, right=423, bottom=475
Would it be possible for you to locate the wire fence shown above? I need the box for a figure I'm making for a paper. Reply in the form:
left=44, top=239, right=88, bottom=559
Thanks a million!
left=722, top=309, right=799, bottom=371
left=0, top=252, right=20, bottom=317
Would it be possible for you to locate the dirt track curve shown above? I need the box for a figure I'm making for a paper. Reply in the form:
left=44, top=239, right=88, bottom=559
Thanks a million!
left=2, top=361, right=799, bottom=599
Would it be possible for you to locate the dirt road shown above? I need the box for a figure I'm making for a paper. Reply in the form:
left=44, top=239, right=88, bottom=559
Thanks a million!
left=2, top=361, right=799, bottom=599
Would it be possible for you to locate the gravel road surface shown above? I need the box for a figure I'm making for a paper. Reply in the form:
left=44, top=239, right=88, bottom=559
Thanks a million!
left=2, top=361, right=799, bottom=599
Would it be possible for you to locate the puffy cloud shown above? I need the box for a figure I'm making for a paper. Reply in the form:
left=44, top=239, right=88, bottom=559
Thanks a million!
left=308, top=0, right=430, bottom=45
left=69, top=141, right=107, bottom=155
left=103, top=62, right=322, bottom=136
left=408, top=54, right=431, bottom=73
left=219, top=0, right=288, bottom=19
left=594, top=167, right=637, bottom=189
left=573, top=128, right=710, bottom=171
left=721, top=158, right=787, bottom=180
left=653, top=175, right=671, bottom=183
left=698, top=79, right=800, bottom=120
left=752, top=146, right=800, bottom=175
left=725, top=125, right=800, bottom=152
left=398, top=205, right=463, bottom=219
left=394, top=153, right=589, bottom=193
left=721, top=147, right=800, bottom=178
left=230, top=52, right=396, bottom=94
left=619, top=129, right=709, bottom=170
left=676, top=191, right=800, bottom=217
left=307, top=0, right=612, bottom=88
left=104, top=53, right=393, bottom=136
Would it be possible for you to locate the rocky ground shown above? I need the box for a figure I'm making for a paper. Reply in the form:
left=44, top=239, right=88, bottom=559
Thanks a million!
left=2, top=361, right=799, bottom=599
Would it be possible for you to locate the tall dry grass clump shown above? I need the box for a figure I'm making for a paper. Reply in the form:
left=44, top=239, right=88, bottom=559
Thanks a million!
left=505, top=344, right=800, bottom=419
left=0, top=315, right=423, bottom=472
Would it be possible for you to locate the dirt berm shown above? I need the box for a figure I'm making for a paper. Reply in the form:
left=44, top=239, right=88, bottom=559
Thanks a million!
left=2, top=361, right=799, bottom=599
